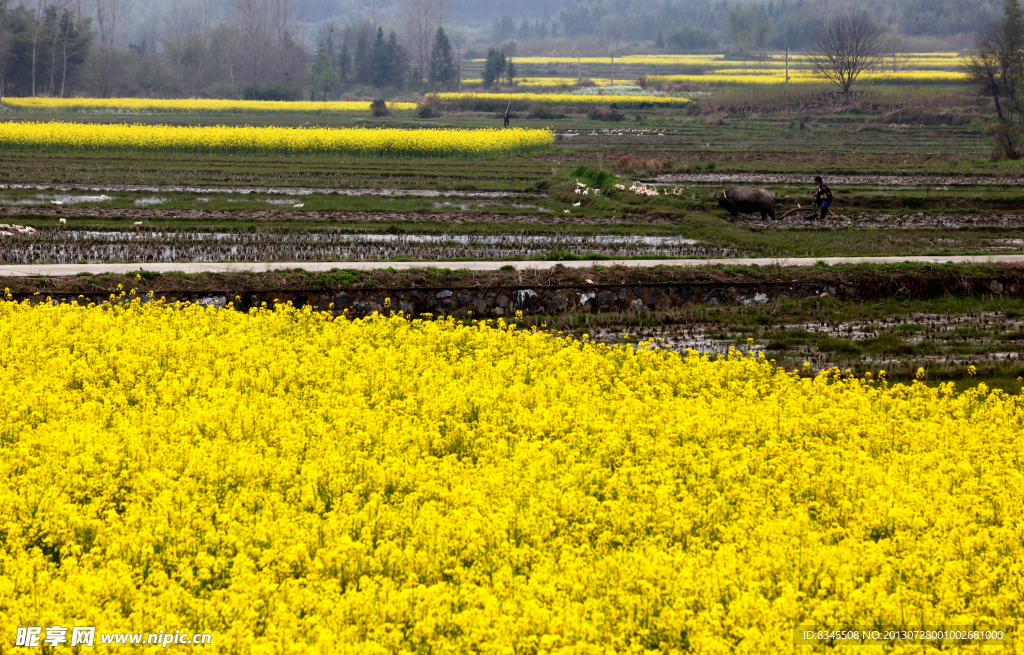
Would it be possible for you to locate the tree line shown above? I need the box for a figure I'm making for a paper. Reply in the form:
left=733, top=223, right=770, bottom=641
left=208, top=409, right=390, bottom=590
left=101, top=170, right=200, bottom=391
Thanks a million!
left=486, top=0, right=996, bottom=54
left=0, top=0, right=467, bottom=101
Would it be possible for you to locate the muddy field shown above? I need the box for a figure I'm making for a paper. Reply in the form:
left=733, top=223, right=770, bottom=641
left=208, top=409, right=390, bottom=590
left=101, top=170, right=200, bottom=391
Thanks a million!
left=0, top=228, right=735, bottom=264
left=730, top=212, right=1024, bottom=229
left=0, top=206, right=683, bottom=226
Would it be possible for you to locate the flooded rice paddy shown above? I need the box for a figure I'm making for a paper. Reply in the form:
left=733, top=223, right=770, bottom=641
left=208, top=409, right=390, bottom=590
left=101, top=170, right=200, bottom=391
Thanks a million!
left=593, top=311, right=1024, bottom=377
left=0, top=229, right=708, bottom=264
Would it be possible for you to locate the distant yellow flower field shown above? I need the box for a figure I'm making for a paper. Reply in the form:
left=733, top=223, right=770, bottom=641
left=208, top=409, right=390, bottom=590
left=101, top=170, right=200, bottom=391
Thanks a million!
left=436, top=91, right=690, bottom=105
left=1, top=97, right=418, bottom=114
left=483, top=52, right=964, bottom=68
left=0, top=121, right=552, bottom=157
left=461, top=77, right=632, bottom=86
left=0, top=297, right=1021, bottom=653
left=649, top=70, right=968, bottom=85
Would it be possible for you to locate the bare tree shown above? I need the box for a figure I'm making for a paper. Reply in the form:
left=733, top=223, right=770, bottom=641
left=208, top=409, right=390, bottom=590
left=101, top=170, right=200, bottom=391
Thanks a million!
left=229, top=0, right=270, bottom=85
left=47, top=0, right=73, bottom=95
left=965, top=1, right=1024, bottom=158
left=270, top=0, right=304, bottom=86
left=400, top=0, right=449, bottom=87
left=0, top=0, right=12, bottom=104
left=880, top=33, right=910, bottom=73
left=360, top=0, right=387, bottom=31
left=92, top=0, right=133, bottom=97
left=807, top=10, right=884, bottom=94
left=967, top=22, right=1012, bottom=120
left=449, top=26, right=465, bottom=92
left=29, top=0, right=49, bottom=96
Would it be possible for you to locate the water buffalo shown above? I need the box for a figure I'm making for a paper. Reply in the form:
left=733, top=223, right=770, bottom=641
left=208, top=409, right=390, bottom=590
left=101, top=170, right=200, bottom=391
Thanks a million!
left=717, top=186, right=775, bottom=220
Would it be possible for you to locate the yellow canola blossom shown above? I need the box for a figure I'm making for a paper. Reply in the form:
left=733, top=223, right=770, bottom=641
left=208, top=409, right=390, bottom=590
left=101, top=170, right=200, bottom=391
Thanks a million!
left=461, top=77, right=631, bottom=86
left=485, top=53, right=963, bottom=66
left=436, top=91, right=690, bottom=105
left=650, top=70, right=968, bottom=85
left=1, top=97, right=418, bottom=114
left=0, top=121, right=552, bottom=157
left=0, top=297, right=1022, bottom=654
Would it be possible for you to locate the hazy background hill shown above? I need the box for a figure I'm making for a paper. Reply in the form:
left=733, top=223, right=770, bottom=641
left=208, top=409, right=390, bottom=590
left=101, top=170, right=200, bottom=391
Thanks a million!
left=118, top=0, right=998, bottom=50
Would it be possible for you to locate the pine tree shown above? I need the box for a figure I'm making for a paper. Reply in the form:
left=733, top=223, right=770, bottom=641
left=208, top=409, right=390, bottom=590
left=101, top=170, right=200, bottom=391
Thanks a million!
left=370, top=27, right=388, bottom=87
left=355, top=30, right=371, bottom=85
left=387, top=30, right=408, bottom=88
left=427, top=27, right=456, bottom=89
left=655, top=30, right=665, bottom=48
left=338, top=41, right=351, bottom=86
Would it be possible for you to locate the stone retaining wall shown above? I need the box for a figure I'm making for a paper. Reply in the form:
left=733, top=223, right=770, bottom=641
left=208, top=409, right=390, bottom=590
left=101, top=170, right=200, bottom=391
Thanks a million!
left=12, top=278, right=1021, bottom=317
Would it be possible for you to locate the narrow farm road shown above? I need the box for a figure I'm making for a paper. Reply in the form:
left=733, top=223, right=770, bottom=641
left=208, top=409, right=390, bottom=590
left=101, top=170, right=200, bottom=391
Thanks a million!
left=2, top=254, right=1024, bottom=277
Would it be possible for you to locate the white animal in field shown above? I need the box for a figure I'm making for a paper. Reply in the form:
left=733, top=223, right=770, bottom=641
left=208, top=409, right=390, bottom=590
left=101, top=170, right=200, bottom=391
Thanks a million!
left=572, top=202, right=581, bottom=207
left=133, top=221, right=143, bottom=227
left=293, top=203, right=304, bottom=208
left=59, top=218, right=67, bottom=224
left=100, top=195, right=109, bottom=200
left=50, top=200, right=63, bottom=206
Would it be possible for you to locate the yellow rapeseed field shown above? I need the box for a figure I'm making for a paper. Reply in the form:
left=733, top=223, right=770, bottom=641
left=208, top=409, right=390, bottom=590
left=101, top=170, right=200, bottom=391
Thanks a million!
left=649, top=70, right=968, bottom=86
left=0, top=296, right=1022, bottom=653
left=460, top=77, right=628, bottom=86
left=436, top=92, right=690, bottom=106
left=1, top=97, right=418, bottom=114
left=485, top=53, right=964, bottom=69
left=0, top=121, right=552, bottom=157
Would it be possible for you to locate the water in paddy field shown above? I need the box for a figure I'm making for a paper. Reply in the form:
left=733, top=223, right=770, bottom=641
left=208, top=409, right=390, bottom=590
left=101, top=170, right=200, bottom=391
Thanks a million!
left=0, top=184, right=524, bottom=200
left=0, top=193, right=117, bottom=205
left=598, top=312, right=1024, bottom=373
left=0, top=229, right=711, bottom=264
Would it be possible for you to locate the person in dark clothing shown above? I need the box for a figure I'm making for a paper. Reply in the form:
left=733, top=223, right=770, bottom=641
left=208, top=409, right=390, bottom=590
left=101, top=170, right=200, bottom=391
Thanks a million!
left=813, top=175, right=833, bottom=219
left=503, top=109, right=510, bottom=128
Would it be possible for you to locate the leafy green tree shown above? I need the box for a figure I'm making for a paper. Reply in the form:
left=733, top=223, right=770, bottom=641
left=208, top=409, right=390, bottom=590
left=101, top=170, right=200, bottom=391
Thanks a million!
left=483, top=48, right=505, bottom=88
left=427, top=27, right=455, bottom=89
left=667, top=26, right=719, bottom=52
left=311, top=50, right=339, bottom=100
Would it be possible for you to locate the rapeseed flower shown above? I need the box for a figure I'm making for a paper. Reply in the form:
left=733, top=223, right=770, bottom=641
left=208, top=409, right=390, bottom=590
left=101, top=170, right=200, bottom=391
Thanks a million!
left=0, top=298, right=1021, bottom=653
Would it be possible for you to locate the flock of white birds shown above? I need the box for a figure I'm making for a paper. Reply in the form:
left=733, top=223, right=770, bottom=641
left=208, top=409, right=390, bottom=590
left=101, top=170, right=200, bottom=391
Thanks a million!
left=0, top=223, right=38, bottom=236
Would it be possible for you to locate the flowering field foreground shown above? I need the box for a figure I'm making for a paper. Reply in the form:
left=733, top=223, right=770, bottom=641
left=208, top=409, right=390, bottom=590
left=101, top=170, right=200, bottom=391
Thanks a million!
left=0, top=122, right=552, bottom=157
left=0, top=97, right=418, bottom=114
left=1, top=299, right=1022, bottom=654
left=435, top=92, right=689, bottom=106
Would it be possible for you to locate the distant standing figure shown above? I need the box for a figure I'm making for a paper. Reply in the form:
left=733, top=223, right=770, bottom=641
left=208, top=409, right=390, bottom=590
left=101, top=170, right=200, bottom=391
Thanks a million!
left=813, top=175, right=833, bottom=219
left=503, top=108, right=510, bottom=128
